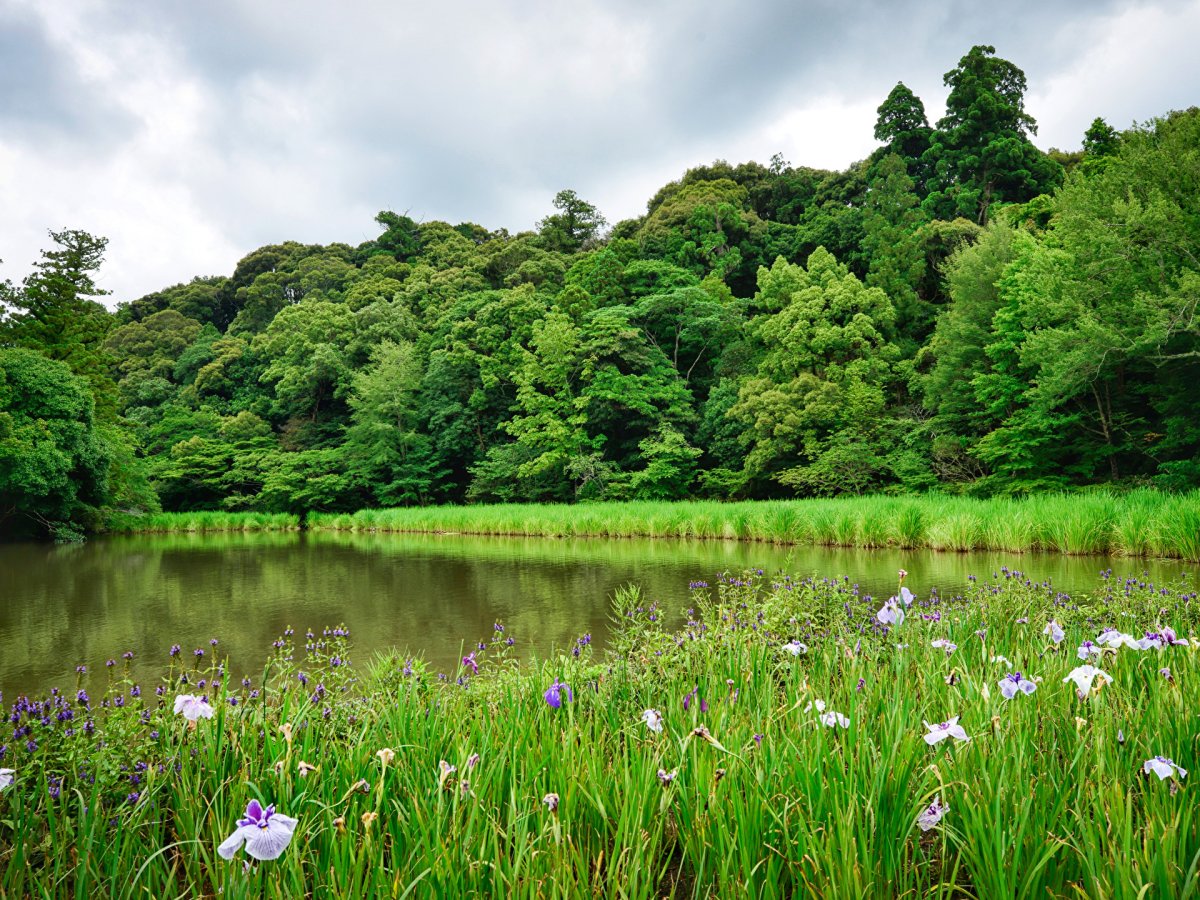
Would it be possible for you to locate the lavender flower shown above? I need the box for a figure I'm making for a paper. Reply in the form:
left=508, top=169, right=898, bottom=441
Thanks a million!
left=217, top=800, right=298, bottom=861
left=819, top=710, right=850, bottom=729
left=641, top=708, right=664, bottom=734
left=998, top=672, right=1037, bottom=700
left=544, top=680, right=573, bottom=709
left=1161, top=627, right=1189, bottom=647
left=1143, top=756, right=1187, bottom=781
left=923, top=717, right=970, bottom=745
left=917, top=795, right=948, bottom=832
left=876, top=600, right=905, bottom=627
left=173, top=694, right=214, bottom=722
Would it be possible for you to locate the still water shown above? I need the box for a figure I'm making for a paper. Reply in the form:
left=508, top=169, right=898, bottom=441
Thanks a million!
left=0, top=532, right=1191, bottom=696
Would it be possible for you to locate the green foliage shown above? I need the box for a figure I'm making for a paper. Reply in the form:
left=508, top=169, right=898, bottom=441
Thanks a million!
left=6, top=55, right=1196, bottom=522
left=0, top=349, right=114, bottom=538
left=537, top=189, right=607, bottom=253
left=922, top=45, right=1064, bottom=223
left=730, top=249, right=901, bottom=494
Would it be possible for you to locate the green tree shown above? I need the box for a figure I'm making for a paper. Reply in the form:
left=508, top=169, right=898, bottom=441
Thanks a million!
left=729, top=249, right=901, bottom=494
left=344, top=341, right=438, bottom=505
left=922, top=45, right=1063, bottom=223
left=537, top=190, right=607, bottom=253
left=1, top=229, right=116, bottom=412
left=0, top=349, right=113, bottom=538
left=862, top=153, right=927, bottom=347
left=873, top=82, right=934, bottom=190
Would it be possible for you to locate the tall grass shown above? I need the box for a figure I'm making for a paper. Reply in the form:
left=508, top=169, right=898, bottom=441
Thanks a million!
left=308, top=490, right=1200, bottom=560
left=109, top=510, right=302, bottom=533
left=2, top=568, right=1197, bottom=896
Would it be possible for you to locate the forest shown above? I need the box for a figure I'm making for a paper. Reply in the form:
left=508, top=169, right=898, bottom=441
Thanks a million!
left=2, top=45, right=1198, bottom=540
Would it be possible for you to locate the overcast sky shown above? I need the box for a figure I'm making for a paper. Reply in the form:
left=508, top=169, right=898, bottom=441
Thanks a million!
left=2, top=0, right=1198, bottom=305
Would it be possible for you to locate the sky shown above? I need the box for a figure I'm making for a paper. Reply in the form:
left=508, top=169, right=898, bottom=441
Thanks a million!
left=2, top=0, right=1198, bottom=305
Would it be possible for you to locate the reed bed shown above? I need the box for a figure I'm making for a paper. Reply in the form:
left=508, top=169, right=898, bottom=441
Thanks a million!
left=308, top=490, right=1200, bottom=560
left=109, top=511, right=302, bottom=533
left=2, top=567, right=1197, bottom=897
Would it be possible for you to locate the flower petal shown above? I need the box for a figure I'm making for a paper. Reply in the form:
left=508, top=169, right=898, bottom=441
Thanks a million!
left=217, top=827, right=249, bottom=860
left=245, top=818, right=297, bottom=861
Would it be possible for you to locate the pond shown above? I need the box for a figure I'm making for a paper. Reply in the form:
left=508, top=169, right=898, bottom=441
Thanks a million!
left=0, top=532, right=1191, bottom=696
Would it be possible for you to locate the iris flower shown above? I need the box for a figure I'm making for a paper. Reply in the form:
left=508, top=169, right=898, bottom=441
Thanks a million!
left=1043, top=620, right=1065, bottom=644
left=173, top=694, right=214, bottom=722
left=1143, top=756, right=1187, bottom=781
left=782, top=640, right=808, bottom=656
left=923, top=717, right=970, bottom=745
left=1077, top=641, right=1103, bottom=661
left=0, top=769, right=13, bottom=790
left=542, top=792, right=559, bottom=813
left=1063, top=665, right=1113, bottom=699
left=217, top=800, right=298, bottom=862
left=641, top=708, right=664, bottom=733
left=819, top=710, right=850, bottom=729
left=998, top=672, right=1037, bottom=700
left=1161, top=627, right=1189, bottom=646
left=544, top=679, right=573, bottom=709
left=877, top=600, right=905, bottom=627
left=930, top=639, right=957, bottom=656
left=917, top=796, right=948, bottom=832
left=1096, top=629, right=1141, bottom=650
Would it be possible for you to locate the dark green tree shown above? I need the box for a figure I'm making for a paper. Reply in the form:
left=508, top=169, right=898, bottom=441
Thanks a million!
left=1, top=229, right=116, bottom=412
left=0, top=349, right=113, bottom=538
left=922, top=45, right=1063, bottom=223
left=537, top=190, right=607, bottom=253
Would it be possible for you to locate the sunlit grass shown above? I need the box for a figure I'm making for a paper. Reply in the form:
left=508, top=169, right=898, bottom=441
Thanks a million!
left=305, top=492, right=1200, bottom=560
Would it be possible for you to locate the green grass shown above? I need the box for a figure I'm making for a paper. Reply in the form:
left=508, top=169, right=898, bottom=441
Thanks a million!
left=108, top=510, right=302, bottom=533
left=2, top=568, right=1198, bottom=896
left=307, top=490, right=1200, bottom=560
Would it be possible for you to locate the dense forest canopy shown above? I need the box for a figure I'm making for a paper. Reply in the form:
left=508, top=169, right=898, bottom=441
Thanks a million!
left=2, top=45, right=1198, bottom=539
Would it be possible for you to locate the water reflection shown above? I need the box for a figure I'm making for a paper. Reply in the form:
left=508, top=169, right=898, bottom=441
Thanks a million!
left=0, top=532, right=1189, bottom=696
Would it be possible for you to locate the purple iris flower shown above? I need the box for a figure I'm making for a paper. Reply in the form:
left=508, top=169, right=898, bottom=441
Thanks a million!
left=462, top=653, right=478, bottom=675
left=998, top=672, right=1037, bottom=700
left=217, top=800, right=298, bottom=861
left=544, top=679, right=573, bottom=709
left=1043, top=620, right=1065, bottom=644
left=917, top=795, right=948, bottom=832
left=922, top=717, right=970, bottom=745
left=1143, top=756, right=1187, bottom=781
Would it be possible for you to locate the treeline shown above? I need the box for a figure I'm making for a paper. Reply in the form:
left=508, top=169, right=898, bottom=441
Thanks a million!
left=2, top=45, right=1198, bottom=539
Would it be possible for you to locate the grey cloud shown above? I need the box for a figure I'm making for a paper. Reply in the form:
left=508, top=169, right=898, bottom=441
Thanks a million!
left=0, top=6, right=134, bottom=146
left=3, top=0, right=1196, bottom=302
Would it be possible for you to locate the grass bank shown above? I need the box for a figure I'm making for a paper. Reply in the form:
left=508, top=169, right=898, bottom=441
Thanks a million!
left=309, top=490, right=1200, bottom=560
left=108, top=510, right=302, bottom=533
left=1, top=568, right=1196, bottom=897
